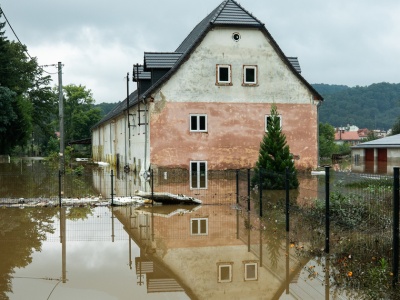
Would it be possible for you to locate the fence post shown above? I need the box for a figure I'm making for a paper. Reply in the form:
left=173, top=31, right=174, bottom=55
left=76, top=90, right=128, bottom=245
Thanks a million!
left=236, top=170, right=239, bottom=204
left=324, top=166, right=330, bottom=254
left=285, top=167, right=290, bottom=232
left=393, top=167, right=399, bottom=287
left=111, top=170, right=114, bottom=206
left=58, top=170, right=62, bottom=207
left=151, top=169, right=154, bottom=206
left=247, top=169, right=251, bottom=211
left=259, top=169, right=263, bottom=217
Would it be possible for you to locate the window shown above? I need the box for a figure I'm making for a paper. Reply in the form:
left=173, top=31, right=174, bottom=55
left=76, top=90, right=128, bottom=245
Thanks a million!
left=243, top=65, right=257, bottom=85
left=216, top=64, right=232, bottom=85
left=191, top=218, right=208, bottom=235
left=265, top=114, right=282, bottom=132
left=190, top=114, right=207, bottom=132
left=218, top=263, right=233, bottom=283
left=244, top=262, right=258, bottom=281
left=190, top=161, right=207, bottom=189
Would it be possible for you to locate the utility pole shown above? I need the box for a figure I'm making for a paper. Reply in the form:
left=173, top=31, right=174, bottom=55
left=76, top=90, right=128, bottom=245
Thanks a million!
left=58, top=62, right=64, bottom=173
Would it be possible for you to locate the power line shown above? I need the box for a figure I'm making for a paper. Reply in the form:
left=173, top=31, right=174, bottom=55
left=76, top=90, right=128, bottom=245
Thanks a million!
left=0, top=6, right=32, bottom=59
left=0, top=6, right=58, bottom=76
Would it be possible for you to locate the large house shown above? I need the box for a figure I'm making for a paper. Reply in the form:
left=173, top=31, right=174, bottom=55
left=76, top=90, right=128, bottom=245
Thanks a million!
left=91, top=0, right=323, bottom=190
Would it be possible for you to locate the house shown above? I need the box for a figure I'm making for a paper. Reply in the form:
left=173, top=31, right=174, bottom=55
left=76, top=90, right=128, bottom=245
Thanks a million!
left=351, top=133, right=400, bottom=174
left=91, top=0, right=323, bottom=191
left=334, top=129, right=361, bottom=146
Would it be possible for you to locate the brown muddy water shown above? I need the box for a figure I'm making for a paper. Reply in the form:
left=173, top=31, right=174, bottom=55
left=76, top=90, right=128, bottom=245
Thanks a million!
left=0, top=159, right=356, bottom=300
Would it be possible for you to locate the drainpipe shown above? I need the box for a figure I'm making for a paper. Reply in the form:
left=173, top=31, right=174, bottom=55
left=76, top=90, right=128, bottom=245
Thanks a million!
left=317, top=100, right=322, bottom=167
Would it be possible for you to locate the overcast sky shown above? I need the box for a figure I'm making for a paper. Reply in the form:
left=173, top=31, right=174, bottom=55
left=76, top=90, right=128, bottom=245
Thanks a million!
left=1, top=0, right=399, bottom=103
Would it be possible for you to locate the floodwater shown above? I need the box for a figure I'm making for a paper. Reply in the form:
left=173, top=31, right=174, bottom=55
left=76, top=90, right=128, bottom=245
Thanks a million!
left=0, top=159, right=353, bottom=300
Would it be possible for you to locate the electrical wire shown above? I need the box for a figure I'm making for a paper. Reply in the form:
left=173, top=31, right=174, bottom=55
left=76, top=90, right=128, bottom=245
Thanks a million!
left=0, top=6, right=32, bottom=59
left=0, top=6, right=58, bottom=75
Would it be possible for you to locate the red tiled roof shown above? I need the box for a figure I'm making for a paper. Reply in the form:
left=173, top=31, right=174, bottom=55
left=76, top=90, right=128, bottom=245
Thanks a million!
left=335, top=131, right=360, bottom=141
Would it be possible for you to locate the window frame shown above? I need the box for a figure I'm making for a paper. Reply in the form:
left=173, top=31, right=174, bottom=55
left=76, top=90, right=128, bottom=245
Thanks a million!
left=216, top=64, right=232, bottom=86
left=244, top=262, right=258, bottom=281
left=217, top=263, right=233, bottom=283
left=190, top=161, right=208, bottom=189
left=265, top=114, right=282, bottom=132
left=243, top=65, right=258, bottom=86
left=190, top=218, right=208, bottom=236
left=190, top=114, right=208, bottom=132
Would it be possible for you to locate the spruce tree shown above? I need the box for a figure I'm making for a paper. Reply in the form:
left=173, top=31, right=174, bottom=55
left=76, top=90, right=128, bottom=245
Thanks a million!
left=253, top=104, right=299, bottom=189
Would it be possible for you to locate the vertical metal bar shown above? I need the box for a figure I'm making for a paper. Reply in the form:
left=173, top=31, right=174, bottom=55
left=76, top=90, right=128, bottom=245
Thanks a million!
left=151, top=168, right=154, bottom=206
left=259, top=169, right=263, bottom=217
left=325, top=166, right=330, bottom=254
left=285, top=232, right=290, bottom=294
left=285, top=167, right=290, bottom=232
left=111, top=170, right=114, bottom=206
left=247, top=169, right=251, bottom=211
left=58, top=62, right=64, bottom=174
left=58, top=170, right=62, bottom=207
left=236, top=169, right=239, bottom=204
left=393, top=167, right=399, bottom=287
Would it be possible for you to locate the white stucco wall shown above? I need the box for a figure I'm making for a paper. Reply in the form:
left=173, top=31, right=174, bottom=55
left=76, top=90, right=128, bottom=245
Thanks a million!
left=151, top=27, right=315, bottom=105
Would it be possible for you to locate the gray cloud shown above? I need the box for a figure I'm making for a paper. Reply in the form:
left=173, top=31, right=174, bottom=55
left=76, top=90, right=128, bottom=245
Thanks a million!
left=2, top=0, right=400, bottom=103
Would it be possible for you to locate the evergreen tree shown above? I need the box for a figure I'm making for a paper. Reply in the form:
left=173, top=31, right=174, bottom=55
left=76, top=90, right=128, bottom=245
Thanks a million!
left=253, top=104, right=299, bottom=189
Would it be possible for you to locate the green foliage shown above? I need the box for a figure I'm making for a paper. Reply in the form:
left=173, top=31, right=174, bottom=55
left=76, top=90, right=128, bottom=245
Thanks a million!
left=253, top=104, right=299, bottom=189
left=63, top=84, right=102, bottom=143
left=319, top=122, right=337, bottom=158
left=0, top=11, right=55, bottom=155
left=337, top=142, right=351, bottom=155
left=315, top=83, right=400, bottom=130
left=95, top=102, right=119, bottom=117
left=391, top=117, right=400, bottom=135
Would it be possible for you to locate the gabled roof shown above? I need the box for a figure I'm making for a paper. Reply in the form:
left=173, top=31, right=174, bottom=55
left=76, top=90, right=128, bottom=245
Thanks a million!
left=93, top=0, right=323, bottom=129
left=335, top=131, right=360, bottom=141
left=142, top=0, right=322, bottom=101
left=352, top=134, right=400, bottom=149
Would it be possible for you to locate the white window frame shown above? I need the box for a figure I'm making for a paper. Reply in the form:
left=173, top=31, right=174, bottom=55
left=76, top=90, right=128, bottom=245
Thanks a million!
left=190, top=161, right=208, bottom=189
left=218, top=263, right=233, bottom=283
left=190, top=114, right=207, bottom=132
left=190, top=218, right=208, bottom=236
left=243, top=65, right=258, bottom=85
left=216, top=64, right=232, bottom=85
left=265, top=114, right=282, bottom=132
left=244, top=262, right=258, bottom=281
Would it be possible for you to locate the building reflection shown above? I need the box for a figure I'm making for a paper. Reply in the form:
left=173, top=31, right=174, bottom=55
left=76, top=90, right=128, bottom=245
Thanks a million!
left=112, top=204, right=324, bottom=299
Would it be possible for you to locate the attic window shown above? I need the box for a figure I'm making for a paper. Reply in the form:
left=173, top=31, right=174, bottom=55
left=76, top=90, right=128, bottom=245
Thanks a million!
left=243, top=65, right=258, bottom=86
left=232, top=32, right=241, bottom=42
left=216, top=64, right=232, bottom=86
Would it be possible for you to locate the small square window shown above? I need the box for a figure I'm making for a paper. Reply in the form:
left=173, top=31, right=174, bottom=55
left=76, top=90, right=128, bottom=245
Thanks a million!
left=216, top=64, right=232, bottom=85
left=190, top=114, right=207, bottom=132
left=191, top=218, right=208, bottom=235
left=244, top=263, right=258, bottom=281
left=243, top=65, right=257, bottom=85
left=265, top=114, right=282, bottom=132
left=218, top=263, right=233, bottom=283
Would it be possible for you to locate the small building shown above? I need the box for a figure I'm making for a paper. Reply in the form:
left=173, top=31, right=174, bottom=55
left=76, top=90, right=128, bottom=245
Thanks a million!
left=91, top=0, right=323, bottom=192
left=351, top=134, right=400, bottom=174
left=334, top=129, right=361, bottom=146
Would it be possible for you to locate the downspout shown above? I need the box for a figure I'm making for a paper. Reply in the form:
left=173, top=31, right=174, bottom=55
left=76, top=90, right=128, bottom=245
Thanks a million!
left=317, top=100, right=322, bottom=167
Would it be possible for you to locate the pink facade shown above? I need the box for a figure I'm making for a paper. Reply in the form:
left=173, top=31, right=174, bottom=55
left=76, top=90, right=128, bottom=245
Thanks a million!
left=150, top=102, right=318, bottom=170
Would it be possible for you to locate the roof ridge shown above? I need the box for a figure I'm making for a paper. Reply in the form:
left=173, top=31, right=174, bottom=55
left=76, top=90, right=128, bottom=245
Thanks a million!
left=210, top=0, right=229, bottom=23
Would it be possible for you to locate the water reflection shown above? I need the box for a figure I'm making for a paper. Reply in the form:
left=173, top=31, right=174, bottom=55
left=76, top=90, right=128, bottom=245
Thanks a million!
left=0, top=204, right=344, bottom=300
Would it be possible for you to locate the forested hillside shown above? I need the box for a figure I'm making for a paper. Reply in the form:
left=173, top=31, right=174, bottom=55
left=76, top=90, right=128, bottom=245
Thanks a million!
left=314, top=83, right=400, bottom=130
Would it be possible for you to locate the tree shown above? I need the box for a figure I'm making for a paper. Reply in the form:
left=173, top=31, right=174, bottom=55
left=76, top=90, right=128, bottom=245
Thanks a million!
left=62, top=84, right=101, bottom=143
left=0, top=10, right=55, bottom=154
left=319, top=123, right=337, bottom=158
left=391, top=117, right=400, bottom=135
left=253, top=104, right=299, bottom=189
